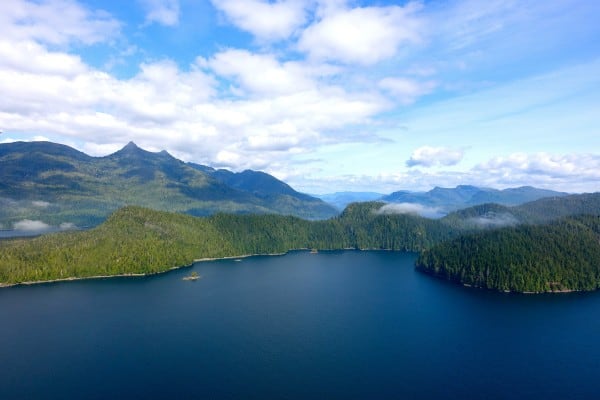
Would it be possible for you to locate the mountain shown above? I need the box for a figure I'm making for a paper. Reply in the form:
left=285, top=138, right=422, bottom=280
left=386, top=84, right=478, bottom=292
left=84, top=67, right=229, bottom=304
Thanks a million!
left=382, top=185, right=568, bottom=213
left=187, top=165, right=335, bottom=218
left=0, top=141, right=337, bottom=228
left=314, top=192, right=385, bottom=210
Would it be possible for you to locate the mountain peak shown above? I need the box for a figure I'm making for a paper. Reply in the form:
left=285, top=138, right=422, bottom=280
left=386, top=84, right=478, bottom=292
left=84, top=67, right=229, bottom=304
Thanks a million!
left=122, top=141, right=141, bottom=151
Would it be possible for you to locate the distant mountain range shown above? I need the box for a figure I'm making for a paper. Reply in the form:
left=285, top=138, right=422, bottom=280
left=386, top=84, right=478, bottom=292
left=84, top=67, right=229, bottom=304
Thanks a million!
left=314, top=192, right=385, bottom=210
left=380, top=185, right=568, bottom=214
left=316, top=185, right=569, bottom=215
left=0, top=141, right=337, bottom=228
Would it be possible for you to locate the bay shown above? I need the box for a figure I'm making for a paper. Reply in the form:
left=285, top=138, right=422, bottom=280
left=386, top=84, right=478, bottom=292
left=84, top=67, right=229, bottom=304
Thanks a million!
left=1, top=250, right=599, bottom=399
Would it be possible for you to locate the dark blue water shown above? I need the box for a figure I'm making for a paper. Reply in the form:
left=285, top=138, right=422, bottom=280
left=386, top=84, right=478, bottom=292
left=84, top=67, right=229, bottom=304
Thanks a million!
left=1, top=251, right=600, bottom=399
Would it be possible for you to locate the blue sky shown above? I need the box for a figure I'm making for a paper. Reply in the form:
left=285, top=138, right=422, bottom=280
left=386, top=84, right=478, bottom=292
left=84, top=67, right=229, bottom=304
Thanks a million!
left=0, top=0, right=598, bottom=194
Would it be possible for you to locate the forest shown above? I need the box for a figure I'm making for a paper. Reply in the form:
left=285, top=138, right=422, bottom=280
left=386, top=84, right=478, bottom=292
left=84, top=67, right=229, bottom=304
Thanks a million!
left=416, top=215, right=600, bottom=292
left=2, top=194, right=600, bottom=293
left=0, top=202, right=456, bottom=285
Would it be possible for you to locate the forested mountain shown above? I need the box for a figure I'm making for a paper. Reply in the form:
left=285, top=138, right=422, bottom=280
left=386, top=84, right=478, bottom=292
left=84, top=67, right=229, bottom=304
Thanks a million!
left=0, top=141, right=337, bottom=228
left=416, top=215, right=600, bottom=293
left=0, top=202, right=460, bottom=285
left=382, top=185, right=567, bottom=212
left=188, top=165, right=334, bottom=219
left=3, top=193, right=600, bottom=287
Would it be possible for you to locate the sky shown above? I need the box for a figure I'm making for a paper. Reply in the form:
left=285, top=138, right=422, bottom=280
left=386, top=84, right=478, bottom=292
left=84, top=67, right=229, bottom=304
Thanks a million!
left=0, top=0, right=598, bottom=194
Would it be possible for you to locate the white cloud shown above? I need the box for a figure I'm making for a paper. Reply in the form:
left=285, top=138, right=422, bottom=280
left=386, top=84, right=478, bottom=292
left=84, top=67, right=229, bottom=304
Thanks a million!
left=31, top=201, right=51, bottom=208
left=407, top=146, right=464, bottom=168
left=0, top=0, right=120, bottom=46
left=379, top=77, right=436, bottom=104
left=13, top=219, right=51, bottom=231
left=476, top=153, right=600, bottom=190
left=211, top=0, right=307, bottom=41
left=298, top=2, right=423, bottom=65
left=59, top=222, right=77, bottom=230
left=376, top=203, right=444, bottom=218
left=204, top=49, right=315, bottom=96
left=139, top=0, right=180, bottom=26
left=467, top=213, right=519, bottom=228
left=0, top=40, right=88, bottom=77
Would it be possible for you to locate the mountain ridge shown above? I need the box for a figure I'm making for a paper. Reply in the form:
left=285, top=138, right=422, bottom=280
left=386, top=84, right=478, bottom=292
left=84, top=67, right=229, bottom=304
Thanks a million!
left=0, top=141, right=338, bottom=227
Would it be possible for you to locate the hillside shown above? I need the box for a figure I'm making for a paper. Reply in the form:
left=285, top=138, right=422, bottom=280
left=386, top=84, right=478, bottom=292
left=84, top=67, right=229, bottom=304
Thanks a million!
left=0, top=202, right=457, bottom=285
left=0, top=141, right=337, bottom=228
left=416, top=215, right=600, bottom=293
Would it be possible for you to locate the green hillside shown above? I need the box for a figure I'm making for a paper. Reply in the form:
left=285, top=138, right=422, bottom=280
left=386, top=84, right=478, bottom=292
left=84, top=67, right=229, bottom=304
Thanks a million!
left=416, top=215, right=600, bottom=293
left=2, top=193, right=600, bottom=291
left=0, top=202, right=456, bottom=285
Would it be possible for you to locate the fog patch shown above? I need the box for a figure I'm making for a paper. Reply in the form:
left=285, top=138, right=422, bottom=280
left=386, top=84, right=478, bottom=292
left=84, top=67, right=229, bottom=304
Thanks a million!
left=468, top=213, right=519, bottom=228
left=32, top=201, right=51, bottom=208
left=59, top=222, right=77, bottom=230
left=376, top=203, right=445, bottom=219
left=13, top=219, right=52, bottom=231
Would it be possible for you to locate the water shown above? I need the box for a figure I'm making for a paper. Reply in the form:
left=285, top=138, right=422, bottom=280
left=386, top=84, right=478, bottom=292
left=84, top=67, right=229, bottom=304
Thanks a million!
left=1, top=250, right=599, bottom=399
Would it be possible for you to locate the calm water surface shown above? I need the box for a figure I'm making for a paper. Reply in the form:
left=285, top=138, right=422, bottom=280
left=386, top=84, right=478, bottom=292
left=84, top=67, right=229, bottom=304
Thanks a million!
left=1, top=251, right=599, bottom=399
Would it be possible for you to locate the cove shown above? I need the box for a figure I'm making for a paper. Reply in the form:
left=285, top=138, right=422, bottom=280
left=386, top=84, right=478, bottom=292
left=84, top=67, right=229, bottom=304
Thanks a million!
left=1, top=250, right=600, bottom=399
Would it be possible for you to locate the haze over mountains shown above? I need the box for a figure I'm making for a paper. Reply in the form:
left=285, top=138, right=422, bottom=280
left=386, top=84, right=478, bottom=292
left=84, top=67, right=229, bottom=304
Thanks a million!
left=317, top=185, right=568, bottom=213
left=0, top=140, right=577, bottom=231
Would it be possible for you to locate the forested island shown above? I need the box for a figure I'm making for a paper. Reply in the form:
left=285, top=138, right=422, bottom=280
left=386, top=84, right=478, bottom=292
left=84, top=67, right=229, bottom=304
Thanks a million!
left=1, top=193, right=600, bottom=293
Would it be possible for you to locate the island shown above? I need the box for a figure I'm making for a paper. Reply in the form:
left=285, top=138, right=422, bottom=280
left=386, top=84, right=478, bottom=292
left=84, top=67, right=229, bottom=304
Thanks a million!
left=182, top=271, right=201, bottom=281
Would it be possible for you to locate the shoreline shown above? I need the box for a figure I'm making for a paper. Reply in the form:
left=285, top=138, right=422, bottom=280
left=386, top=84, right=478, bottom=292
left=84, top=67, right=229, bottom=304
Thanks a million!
left=2, top=249, right=588, bottom=294
left=0, top=250, right=296, bottom=289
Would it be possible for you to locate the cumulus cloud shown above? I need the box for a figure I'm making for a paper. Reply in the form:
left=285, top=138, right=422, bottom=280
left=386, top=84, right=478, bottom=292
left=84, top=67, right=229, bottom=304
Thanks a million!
left=211, top=0, right=307, bottom=41
left=203, top=49, right=315, bottom=96
left=471, top=153, right=600, bottom=192
left=139, top=0, right=180, bottom=26
left=0, top=0, right=120, bottom=46
left=479, top=153, right=600, bottom=180
left=13, top=219, right=51, bottom=231
left=406, top=146, right=464, bottom=168
left=298, top=2, right=423, bottom=65
left=376, top=203, right=444, bottom=219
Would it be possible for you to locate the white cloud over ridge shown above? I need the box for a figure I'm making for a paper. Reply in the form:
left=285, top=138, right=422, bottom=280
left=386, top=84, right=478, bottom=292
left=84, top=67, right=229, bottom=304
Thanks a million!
left=467, top=213, right=519, bottom=228
left=376, top=203, right=444, bottom=219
